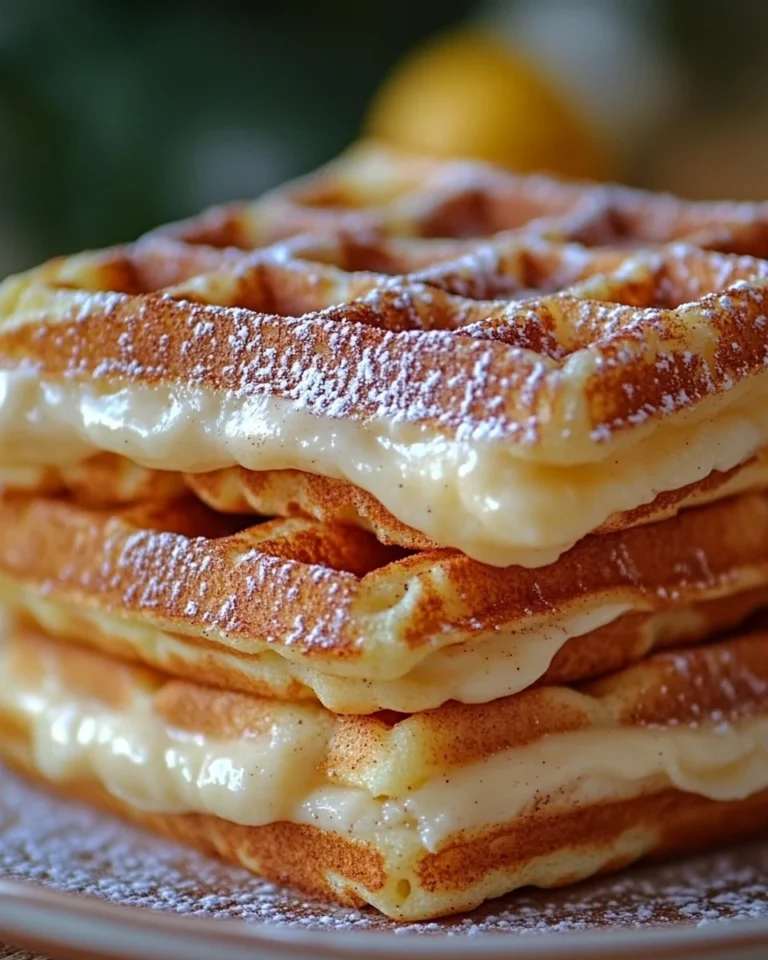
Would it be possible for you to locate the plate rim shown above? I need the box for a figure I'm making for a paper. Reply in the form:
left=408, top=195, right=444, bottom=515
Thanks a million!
left=1, top=875, right=768, bottom=960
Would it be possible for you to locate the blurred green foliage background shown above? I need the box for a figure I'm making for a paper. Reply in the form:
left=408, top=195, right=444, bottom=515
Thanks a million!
left=1, top=0, right=767, bottom=273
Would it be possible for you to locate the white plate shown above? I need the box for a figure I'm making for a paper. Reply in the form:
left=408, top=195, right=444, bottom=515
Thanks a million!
left=1, top=764, right=767, bottom=960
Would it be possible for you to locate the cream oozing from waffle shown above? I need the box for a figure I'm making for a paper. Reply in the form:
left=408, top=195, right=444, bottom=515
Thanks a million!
left=2, top=149, right=768, bottom=564
left=3, top=492, right=768, bottom=712
left=11, top=660, right=768, bottom=839
left=3, top=625, right=768, bottom=919
left=2, top=359, right=768, bottom=568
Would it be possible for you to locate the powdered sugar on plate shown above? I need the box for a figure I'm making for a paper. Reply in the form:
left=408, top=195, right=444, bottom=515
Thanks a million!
left=0, top=764, right=767, bottom=938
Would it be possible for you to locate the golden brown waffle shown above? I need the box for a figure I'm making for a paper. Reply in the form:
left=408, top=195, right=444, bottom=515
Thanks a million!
left=184, top=450, right=768, bottom=552
left=3, top=209, right=768, bottom=563
left=3, top=624, right=768, bottom=920
left=6, top=445, right=768, bottom=555
left=157, top=141, right=768, bottom=254
left=0, top=454, right=187, bottom=505
left=3, top=491, right=768, bottom=713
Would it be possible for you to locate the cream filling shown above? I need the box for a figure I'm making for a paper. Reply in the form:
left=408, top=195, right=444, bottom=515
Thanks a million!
left=4, top=581, right=631, bottom=707
left=1, top=371, right=768, bottom=565
left=3, top=644, right=768, bottom=853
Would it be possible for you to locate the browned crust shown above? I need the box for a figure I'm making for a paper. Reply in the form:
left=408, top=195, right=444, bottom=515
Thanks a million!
left=4, top=744, right=768, bottom=921
left=5, top=621, right=768, bottom=920
left=9, top=447, right=763, bottom=552
left=0, top=752, right=380, bottom=910
left=17, top=582, right=768, bottom=714
left=186, top=466, right=439, bottom=551
left=6, top=627, right=768, bottom=793
left=3, top=243, right=768, bottom=452
left=413, top=787, right=768, bottom=896
left=155, top=141, right=768, bottom=254
left=0, top=495, right=393, bottom=661
left=3, top=147, right=768, bottom=517
left=3, top=491, right=768, bottom=678
left=326, top=630, right=768, bottom=780
left=174, top=628, right=768, bottom=763
left=541, top=584, right=768, bottom=685
left=187, top=454, right=768, bottom=552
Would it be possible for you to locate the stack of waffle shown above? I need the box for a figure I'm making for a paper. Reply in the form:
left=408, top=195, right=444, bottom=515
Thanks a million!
left=1, top=144, right=768, bottom=921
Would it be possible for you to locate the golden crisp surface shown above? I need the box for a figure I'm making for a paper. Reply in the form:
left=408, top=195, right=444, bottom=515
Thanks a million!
left=3, top=144, right=768, bottom=563
left=3, top=491, right=768, bottom=712
left=2, top=624, right=768, bottom=920
left=3, top=145, right=768, bottom=921
left=6, top=447, right=768, bottom=557
left=158, top=141, right=768, bottom=253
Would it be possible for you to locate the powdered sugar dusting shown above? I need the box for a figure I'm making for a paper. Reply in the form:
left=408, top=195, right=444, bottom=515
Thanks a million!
left=9, top=180, right=768, bottom=462
left=1, top=765, right=767, bottom=937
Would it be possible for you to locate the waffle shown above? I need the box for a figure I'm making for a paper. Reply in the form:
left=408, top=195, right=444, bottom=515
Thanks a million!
left=2, top=150, right=768, bottom=564
left=157, top=140, right=768, bottom=254
left=0, top=454, right=187, bottom=505
left=3, top=623, right=768, bottom=920
left=5, top=448, right=768, bottom=556
left=3, top=491, right=768, bottom=713
left=186, top=450, right=768, bottom=551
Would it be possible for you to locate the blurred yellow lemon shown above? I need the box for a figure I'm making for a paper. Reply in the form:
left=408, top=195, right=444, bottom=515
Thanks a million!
left=367, top=32, right=611, bottom=180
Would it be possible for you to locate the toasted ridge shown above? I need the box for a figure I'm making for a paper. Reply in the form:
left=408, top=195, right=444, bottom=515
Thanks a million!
left=3, top=146, right=768, bottom=563
left=2, top=492, right=768, bottom=713
left=3, top=238, right=768, bottom=455
left=7, top=446, right=768, bottom=556
left=7, top=752, right=765, bottom=922
left=5, top=142, right=768, bottom=922
left=186, top=451, right=768, bottom=551
left=4, top=622, right=768, bottom=920
left=6, top=749, right=768, bottom=921
left=157, top=141, right=768, bottom=254
left=5, top=623, right=768, bottom=798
